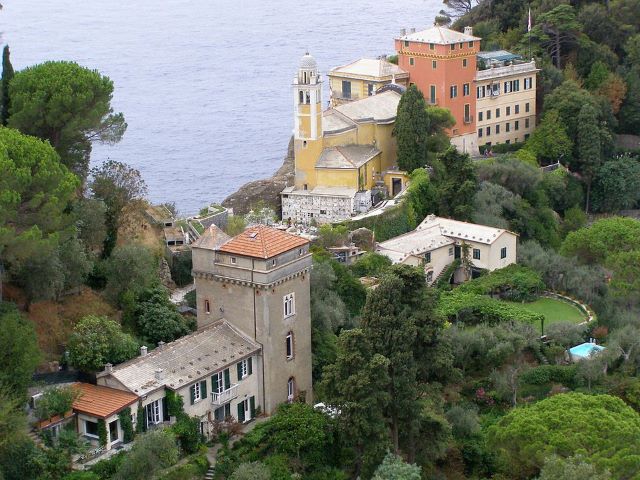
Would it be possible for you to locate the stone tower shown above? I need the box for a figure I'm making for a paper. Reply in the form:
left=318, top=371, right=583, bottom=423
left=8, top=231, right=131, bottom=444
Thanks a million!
left=192, top=225, right=313, bottom=414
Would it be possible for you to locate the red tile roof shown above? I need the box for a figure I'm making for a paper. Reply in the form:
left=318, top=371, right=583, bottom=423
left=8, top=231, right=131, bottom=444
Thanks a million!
left=218, top=225, right=309, bottom=259
left=72, top=383, right=138, bottom=419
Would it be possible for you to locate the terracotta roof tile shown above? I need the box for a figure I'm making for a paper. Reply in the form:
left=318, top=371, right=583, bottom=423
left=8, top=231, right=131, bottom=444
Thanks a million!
left=72, top=383, right=138, bottom=419
left=218, top=225, right=309, bottom=259
left=191, top=224, right=231, bottom=250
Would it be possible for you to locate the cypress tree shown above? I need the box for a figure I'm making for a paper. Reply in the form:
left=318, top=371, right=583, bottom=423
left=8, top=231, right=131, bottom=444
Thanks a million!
left=394, top=85, right=430, bottom=173
left=576, top=104, right=603, bottom=213
left=1, top=45, right=14, bottom=126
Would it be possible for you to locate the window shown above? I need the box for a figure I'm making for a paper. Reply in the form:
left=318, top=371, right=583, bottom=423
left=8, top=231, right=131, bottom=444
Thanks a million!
left=342, top=80, right=351, bottom=99
left=525, top=133, right=530, bottom=140
left=477, top=85, right=485, bottom=98
left=145, top=399, right=162, bottom=426
left=491, top=83, right=500, bottom=96
left=496, top=124, right=500, bottom=134
left=449, top=247, right=454, bottom=256
left=230, top=257, right=236, bottom=264
left=496, top=108, right=500, bottom=118
left=298, top=90, right=304, bottom=104
left=487, top=110, right=491, bottom=120
left=287, top=377, right=295, bottom=401
left=478, top=111, right=483, bottom=121
left=283, top=293, right=295, bottom=318
left=191, top=381, right=203, bottom=403
left=525, top=118, right=530, bottom=128
left=513, top=79, right=520, bottom=91
left=464, top=103, right=470, bottom=122
left=451, top=43, right=456, bottom=50
left=298, top=248, right=304, bottom=256
left=319, top=209, right=326, bottom=214
left=500, top=247, right=507, bottom=259
left=409, top=57, right=414, bottom=66
left=85, top=420, right=99, bottom=437
left=303, top=184, right=308, bottom=190
left=515, top=104, right=520, bottom=114
left=271, top=259, right=277, bottom=267
left=214, top=403, right=231, bottom=422
left=504, top=81, right=512, bottom=94
left=237, top=357, right=253, bottom=380
left=506, top=106, right=511, bottom=116
left=404, top=40, right=409, bottom=47
left=525, top=102, right=530, bottom=113
left=478, top=128, right=483, bottom=138
left=432, top=60, right=437, bottom=69
left=429, top=43, right=435, bottom=50
left=368, top=83, right=374, bottom=96
left=450, top=85, right=458, bottom=98
left=425, top=252, right=431, bottom=263
left=463, top=58, right=468, bottom=67
left=286, top=332, right=294, bottom=360
left=515, top=120, right=520, bottom=130
left=506, top=139, right=510, bottom=144
left=204, top=299, right=210, bottom=314
left=473, top=249, right=481, bottom=260
left=506, top=122, right=510, bottom=132
left=463, top=83, right=470, bottom=96
left=429, top=85, right=436, bottom=104
left=486, top=126, right=491, bottom=136
left=237, top=396, right=255, bottom=423
left=426, top=271, right=433, bottom=283
left=468, top=41, right=474, bottom=47
left=212, top=368, right=231, bottom=394
left=524, top=77, right=532, bottom=89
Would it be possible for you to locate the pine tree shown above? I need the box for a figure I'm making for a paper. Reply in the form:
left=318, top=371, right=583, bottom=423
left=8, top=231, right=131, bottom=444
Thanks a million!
left=320, top=329, right=391, bottom=479
left=1, top=45, right=14, bottom=126
left=394, top=85, right=430, bottom=173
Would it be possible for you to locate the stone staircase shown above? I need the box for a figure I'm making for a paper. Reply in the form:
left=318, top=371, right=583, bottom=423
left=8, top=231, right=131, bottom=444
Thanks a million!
left=27, top=428, right=45, bottom=448
left=204, top=464, right=215, bottom=480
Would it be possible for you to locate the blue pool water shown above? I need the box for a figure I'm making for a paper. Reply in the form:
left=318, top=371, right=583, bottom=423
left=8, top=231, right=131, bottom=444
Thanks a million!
left=569, top=343, right=605, bottom=358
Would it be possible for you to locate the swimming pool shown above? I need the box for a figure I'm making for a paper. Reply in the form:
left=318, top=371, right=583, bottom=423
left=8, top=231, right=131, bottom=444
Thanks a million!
left=569, top=342, right=605, bottom=360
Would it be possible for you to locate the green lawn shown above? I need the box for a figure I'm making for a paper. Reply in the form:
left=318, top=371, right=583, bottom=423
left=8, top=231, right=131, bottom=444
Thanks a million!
left=505, top=297, right=586, bottom=335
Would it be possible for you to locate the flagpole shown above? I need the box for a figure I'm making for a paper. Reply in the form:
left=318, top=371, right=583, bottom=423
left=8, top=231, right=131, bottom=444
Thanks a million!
left=528, top=5, right=532, bottom=60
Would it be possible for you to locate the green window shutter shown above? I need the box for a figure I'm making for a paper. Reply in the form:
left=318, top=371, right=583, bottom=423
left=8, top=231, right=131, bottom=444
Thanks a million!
left=224, top=368, right=231, bottom=389
left=237, top=402, right=245, bottom=423
left=212, top=374, right=219, bottom=393
left=201, top=380, right=207, bottom=400
left=248, top=357, right=253, bottom=375
left=225, top=403, right=231, bottom=417
left=189, top=385, right=195, bottom=405
left=237, top=362, right=242, bottom=381
left=249, top=396, right=255, bottom=419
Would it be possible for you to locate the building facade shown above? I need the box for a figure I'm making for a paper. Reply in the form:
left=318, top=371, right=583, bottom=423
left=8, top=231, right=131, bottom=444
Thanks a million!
left=395, top=26, right=481, bottom=154
left=377, top=215, right=518, bottom=284
left=91, top=225, right=313, bottom=439
left=282, top=53, right=408, bottom=224
left=475, top=54, right=538, bottom=147
left=328, top=57, right=409, bottom=106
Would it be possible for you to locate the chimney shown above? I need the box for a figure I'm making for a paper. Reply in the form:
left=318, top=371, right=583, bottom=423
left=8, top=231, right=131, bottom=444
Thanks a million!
left=157, top=341, right=166, bottom=350
left=155, top=368, right=164, bottom=381
left=104, top=363, right=113, bottom=373
left=464, top=26, right=473, bottom=36
left=410, top=27, right=416, bottom=33
left=140, top=345, right=148, bottom=357
left=400, top=28, right=406, bottom=36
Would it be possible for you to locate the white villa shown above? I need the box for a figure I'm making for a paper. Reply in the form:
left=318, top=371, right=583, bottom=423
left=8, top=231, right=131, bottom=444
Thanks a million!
left=376, top=215, right=518, bottom=283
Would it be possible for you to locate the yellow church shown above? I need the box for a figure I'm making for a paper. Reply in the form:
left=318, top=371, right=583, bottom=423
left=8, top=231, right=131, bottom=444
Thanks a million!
left=281, top=53, right=407, bottom=224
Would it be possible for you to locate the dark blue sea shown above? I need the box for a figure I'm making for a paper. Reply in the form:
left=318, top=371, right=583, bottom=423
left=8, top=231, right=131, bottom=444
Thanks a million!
left=2, top=0, right=440, bottom=214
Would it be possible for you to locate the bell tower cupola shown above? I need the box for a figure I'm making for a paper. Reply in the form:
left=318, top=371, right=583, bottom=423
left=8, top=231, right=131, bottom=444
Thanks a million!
left=293, top=52, right=323, bottom=141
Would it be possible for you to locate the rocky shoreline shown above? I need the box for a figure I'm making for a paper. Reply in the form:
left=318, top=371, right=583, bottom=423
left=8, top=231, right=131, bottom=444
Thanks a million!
left=221, top=137, right=294, bottom=216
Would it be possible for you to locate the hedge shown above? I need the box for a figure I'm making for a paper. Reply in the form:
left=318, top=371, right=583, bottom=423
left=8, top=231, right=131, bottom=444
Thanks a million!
left=520, top=365, right=578, bottom=387
left=456, top=265, right=545, bottom=301
left=346, top=202, right=416, bottom=243
left=437, top=290, right=544, bottom=326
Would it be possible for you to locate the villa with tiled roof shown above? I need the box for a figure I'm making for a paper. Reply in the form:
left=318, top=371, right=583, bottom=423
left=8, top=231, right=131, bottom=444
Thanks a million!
left=377, top=215, right=518, bottom=284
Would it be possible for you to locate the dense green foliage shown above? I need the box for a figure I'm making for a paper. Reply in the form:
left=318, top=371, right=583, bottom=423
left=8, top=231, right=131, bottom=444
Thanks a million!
left=68, top=315, right=138, bottom=372
left=8, top=61, right=126, bottom=179
left=394, top=85, right=430, bottom=172
left=1, top=46, right=14, bottom=126
left=34, top=386, right=78, bottom=421
left=455, top=265, right=545, bottom=301
left=372, top=453, right=422, bottom=480
left=489, top=393, right=640, bottom=479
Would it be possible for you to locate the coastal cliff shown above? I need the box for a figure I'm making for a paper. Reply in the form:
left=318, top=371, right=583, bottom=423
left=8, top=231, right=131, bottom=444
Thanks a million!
left=221, top=136, right=294, bottom=215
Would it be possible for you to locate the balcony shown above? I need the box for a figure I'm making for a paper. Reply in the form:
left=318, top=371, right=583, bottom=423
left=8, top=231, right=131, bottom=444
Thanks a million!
left=211, top=385, right=238, bottom=406
left=331, top=90, right=360, bottom=101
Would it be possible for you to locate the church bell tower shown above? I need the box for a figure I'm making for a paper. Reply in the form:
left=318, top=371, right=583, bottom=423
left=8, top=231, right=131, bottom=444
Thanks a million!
left=293, top=52, right=323, bottom=141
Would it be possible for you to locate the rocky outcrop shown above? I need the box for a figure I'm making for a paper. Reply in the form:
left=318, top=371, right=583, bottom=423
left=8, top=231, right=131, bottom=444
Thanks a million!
left=222, top=137, right=295, bottom=216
